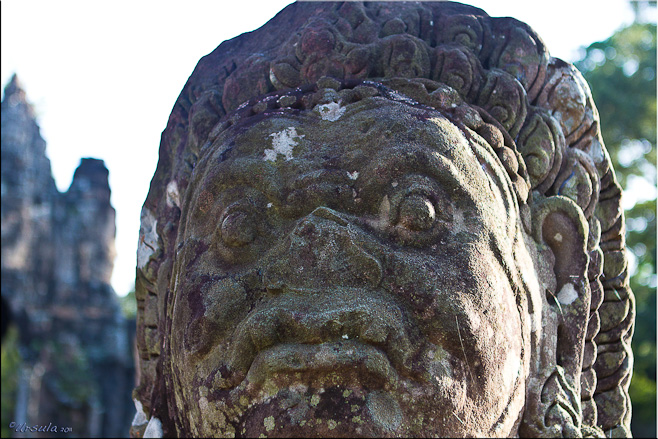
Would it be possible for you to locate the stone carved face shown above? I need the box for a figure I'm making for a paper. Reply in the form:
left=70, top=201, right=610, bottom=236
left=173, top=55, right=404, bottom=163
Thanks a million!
left=134, top=3, right=634, bottom=437
left=169, top=97, right=539, bottom=436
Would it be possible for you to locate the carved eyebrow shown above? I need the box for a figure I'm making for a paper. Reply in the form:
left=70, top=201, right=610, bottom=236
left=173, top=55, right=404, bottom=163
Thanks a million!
left=179, top=156, right=285, bottom=233
left=355, top=144, right=478, bottom=207
left=290, top=168, right=353, bottom=189
left=201, top=157, right=285, bottom=201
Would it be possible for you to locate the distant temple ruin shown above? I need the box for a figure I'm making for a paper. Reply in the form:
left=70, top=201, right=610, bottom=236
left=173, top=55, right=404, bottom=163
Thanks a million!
left=1, top=75, right=134, bottom=437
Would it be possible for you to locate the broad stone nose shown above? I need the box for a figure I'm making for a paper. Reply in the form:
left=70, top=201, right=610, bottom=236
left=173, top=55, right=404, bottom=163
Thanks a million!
left=264, top=207, right=382, bottom=290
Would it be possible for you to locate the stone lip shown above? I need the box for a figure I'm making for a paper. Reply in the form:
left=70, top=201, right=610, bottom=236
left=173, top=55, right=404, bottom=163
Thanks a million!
left=245, top=340, right=400, bottom=391
left=226, top=288, right=424, bottom=389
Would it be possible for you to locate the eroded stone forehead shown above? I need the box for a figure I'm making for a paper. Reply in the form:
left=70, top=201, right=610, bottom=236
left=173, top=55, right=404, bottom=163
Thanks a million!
left=192, top=99, right=505, bottom=210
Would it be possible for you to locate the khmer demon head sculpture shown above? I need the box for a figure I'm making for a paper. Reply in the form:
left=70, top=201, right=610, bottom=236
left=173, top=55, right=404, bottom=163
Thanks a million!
left=132, top=2, right=634, bottom=438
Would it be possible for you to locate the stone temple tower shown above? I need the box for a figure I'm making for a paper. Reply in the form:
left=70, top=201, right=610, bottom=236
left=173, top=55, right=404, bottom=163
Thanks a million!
left=1, top=75, right=135, bottom=438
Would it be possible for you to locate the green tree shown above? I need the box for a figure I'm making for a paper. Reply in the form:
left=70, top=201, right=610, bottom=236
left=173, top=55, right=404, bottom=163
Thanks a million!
left=575, top=18, right=657, bottom=438
left=119, top=288, right=137, bottom=319
left=1, top=327, right=20, bottom=438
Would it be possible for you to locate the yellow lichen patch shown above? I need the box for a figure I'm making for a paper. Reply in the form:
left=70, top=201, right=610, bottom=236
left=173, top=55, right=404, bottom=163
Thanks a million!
left=342, top=389, right=352, bottom=398
left=264, top=416, right=275, bottom=432
left=239, top=396, right=249, bottom=407
left=351, top=404, right=360, bottom=412
left=352, top=416, right=364, bottom=424
left=328, top=420, right=338, bottom=430
left=310, top=394, right=320, bottom=407
left=223, top=424, right=236, bottom=438
left=263, top=379, right=279, bottom=397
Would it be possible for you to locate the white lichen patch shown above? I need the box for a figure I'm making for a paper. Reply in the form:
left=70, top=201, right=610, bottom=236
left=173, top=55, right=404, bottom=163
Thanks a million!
left=199, top=396, right=209, bottom=412
left=144, top=417, right=163, bottom=438
left=267, top=202, right=273, bottom=208
left=316, top=101, right=346, bottom=121
left=166, top=180, right=180, bottom=208
left=469, top=310, right=481, bottom=331
left=502, top=351, right=520, bottom=393
left=529, top=312, right=539, bottom=332
left=264, top=127, right=304, bottom=162
left=553, top=232, right=563, bottom=242
left=557, top=283, right=578, bottom=305
left=132, top=399, right=148, bottom=427
left=342, top=334, right=349, bottom=339
left=137, top=207, right=159, bottom=269
left=388, top=90, right=417, bottom=105
left=347, top=171, right=359, bottom=180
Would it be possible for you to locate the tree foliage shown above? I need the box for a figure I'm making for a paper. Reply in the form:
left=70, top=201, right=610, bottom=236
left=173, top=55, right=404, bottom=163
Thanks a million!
left=575, top=19, right=657, bottom=438
left=119, top=288, right=137, bottom=319
left=1, top=328, right=20, bottom=438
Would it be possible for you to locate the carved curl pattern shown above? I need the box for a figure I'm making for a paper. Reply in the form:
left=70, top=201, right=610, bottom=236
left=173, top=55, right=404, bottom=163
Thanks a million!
left=550, top=148, right=601, bottom=220
left=134, top=2, right=634, bottom=437
left=516, top=108, right=565, bottom=193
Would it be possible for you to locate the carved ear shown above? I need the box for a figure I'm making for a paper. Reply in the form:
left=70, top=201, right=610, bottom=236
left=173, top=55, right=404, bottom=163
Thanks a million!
left=532, top=194, right=591, bottom=380
left=521, top=194, right=594, bottom=437
left=535, top=199, right=587, bottom=279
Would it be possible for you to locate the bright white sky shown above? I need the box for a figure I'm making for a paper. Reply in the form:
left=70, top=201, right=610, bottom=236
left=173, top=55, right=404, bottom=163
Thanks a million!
left=1, top=1, right=639, bottom=296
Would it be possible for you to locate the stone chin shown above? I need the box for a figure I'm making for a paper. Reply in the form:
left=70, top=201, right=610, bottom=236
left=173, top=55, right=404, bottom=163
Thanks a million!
left=168, top=97, right=532, bottom=437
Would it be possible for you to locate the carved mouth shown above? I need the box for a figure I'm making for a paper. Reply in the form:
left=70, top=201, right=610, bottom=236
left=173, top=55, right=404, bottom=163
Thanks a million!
left=246, top=340, right=400, bottom=390
left=225, top=289, right=426, bottom=389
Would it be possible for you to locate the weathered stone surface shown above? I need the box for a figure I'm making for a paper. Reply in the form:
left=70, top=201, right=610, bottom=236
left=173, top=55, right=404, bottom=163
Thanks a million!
left=133, top=2, right=634, bottom=437
left=1, top=75, right=135, bottom=438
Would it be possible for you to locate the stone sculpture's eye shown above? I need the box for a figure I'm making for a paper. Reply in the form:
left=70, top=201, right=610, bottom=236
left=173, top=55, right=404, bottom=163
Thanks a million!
left=220, top=211, right=256, bottom=247
left=382, top=175, right=454, bottom=248
left=398, top=194, right=435, bottom=231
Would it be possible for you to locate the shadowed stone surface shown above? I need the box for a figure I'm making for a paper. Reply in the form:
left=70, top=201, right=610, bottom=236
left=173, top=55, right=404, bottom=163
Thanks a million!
left=132, top=2, right=634, bottom=437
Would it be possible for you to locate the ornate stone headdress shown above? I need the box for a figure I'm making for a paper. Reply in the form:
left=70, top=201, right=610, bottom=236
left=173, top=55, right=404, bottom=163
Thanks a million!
left=133, top=2, right=634, bottom=437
